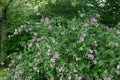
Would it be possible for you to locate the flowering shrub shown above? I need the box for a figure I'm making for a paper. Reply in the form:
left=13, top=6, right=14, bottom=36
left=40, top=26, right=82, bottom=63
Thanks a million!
left=6, top=14, right=120, bottom=80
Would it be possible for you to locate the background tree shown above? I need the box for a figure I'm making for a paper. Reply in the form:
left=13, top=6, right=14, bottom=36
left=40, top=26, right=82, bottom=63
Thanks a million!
left=0, top=0, right=13, bottom=58
left=88, top=0, right=120, bottom=27
left=100, top=0, right=120, bottom=27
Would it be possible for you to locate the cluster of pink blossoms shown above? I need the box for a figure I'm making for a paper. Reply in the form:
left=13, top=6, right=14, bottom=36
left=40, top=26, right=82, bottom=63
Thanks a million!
left=89, top=14, right=100, bottom=28
left=77, top=33, right=86, bottom=43
left=109, top=41, right=119, bottom=47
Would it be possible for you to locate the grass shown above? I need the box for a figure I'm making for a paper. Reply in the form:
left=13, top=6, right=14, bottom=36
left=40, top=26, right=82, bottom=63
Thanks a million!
left=0, top=67, right=9, bottom=79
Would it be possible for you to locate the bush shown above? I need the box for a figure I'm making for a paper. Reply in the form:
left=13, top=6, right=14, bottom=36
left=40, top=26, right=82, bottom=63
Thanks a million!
left=6, top=14, right=120, bottom=80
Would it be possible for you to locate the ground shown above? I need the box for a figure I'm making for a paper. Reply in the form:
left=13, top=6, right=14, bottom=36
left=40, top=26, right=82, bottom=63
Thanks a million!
left=0, top=67, right=8, bottom=79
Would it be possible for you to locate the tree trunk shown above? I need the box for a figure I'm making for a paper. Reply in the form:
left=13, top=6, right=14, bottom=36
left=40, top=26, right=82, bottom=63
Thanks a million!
left=1, top=7, right=8, bottom=57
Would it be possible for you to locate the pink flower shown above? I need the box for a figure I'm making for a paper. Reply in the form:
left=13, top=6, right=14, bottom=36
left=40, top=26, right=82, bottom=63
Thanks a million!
left=36, top=38, right=41, bottom=42
left=0, top=62, right=4, bottom=65
left=33, top=67, right=37, bottom=71
left=28, top=75, right=32, bottom=79
left=54, top=53, right=60, bottom=59
left=93, top=60, right=97, bottom=64
left=79, top=37, right=84, bottom=42
left=18, top=78, right=22, bottom=80
left=59, top=67, right=65, bottom=72
left=89, top=49, right=94, bottom=53
left=73, top=69, right=78, bottom=73
left=28, top=43, right=33, bottom=48
left=94, top=23, right=99, bottom=27
left=77, top=37, right=84, bottom=43
left=114, top=43, right=118, bottom=47
left=36, top=43, right=40, bottom=50
left=116, top=30, right=120, bottom=34
left=34, top=58, right=37, bottom=62
left=28, top=28, right=32, bottom=31
left=94, top=40, right=97, bottom=44
left=47, top=49, right=50, bottom=56
left=14, top=29, right=18, bottom=35
left=48, top=25, right=52, bottom=30
left=96, top=14, right=100, bottom=17
left=11, top=60, right=15, bottom=63
left=59, top=76, right=63, bottom=80
left=84, top=23, right=89, bottom=27
left=109, top=41, right=113, bottom=45
left=117, top=65, right=120, bottom=69
left=94, top=41, right=98, bottom=46
left=61, top=32, right=65, bottom=35
left=19, top=70, right=24, bottom=75
left=8, top=35, right=11, bottom=38
left=90, top=18, right=97, bottom=23
left=36, top=22, right=40, bottom=27
left=78, top=76, right=82, bottom=80
left=32, top=38, right=36, bottom=42
left=45, top=17, right=49, bottom=23
left=33, top=67, right=39, bottom=72
left=44, top=17, right=49, bottom=26
left=51, top=58, right=55, bottom=63
left=82, top=33, right=86, bottom=37
left=14, top=75, right=18, bottom=79
left=104, top=77, right=111, bottom=80
left=88, top=54, right=94, bottom=59
left=70, top=63, right=74, bottom=66
left=50, top=63, right=55, bottom=68
left=17, top=55, right=21, bottom=60
left=29, top=63, right=32, bottom=66
left=36, top=12, right=40, bottom=16
left=68, top=76, right=71, bottom=80
left=18, top=29, right=21, bottom=32
left=76, top=57, right=81, bottom=61
left=94, top=50, right=97, bottom=53
left=36, top=69, right=40, bottom=73
left=97, top=78, right=102, bottom=80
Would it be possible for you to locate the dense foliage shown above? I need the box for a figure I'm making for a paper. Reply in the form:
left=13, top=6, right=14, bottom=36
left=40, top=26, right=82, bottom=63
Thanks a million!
left=3, top=14, right=119, bottom=80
